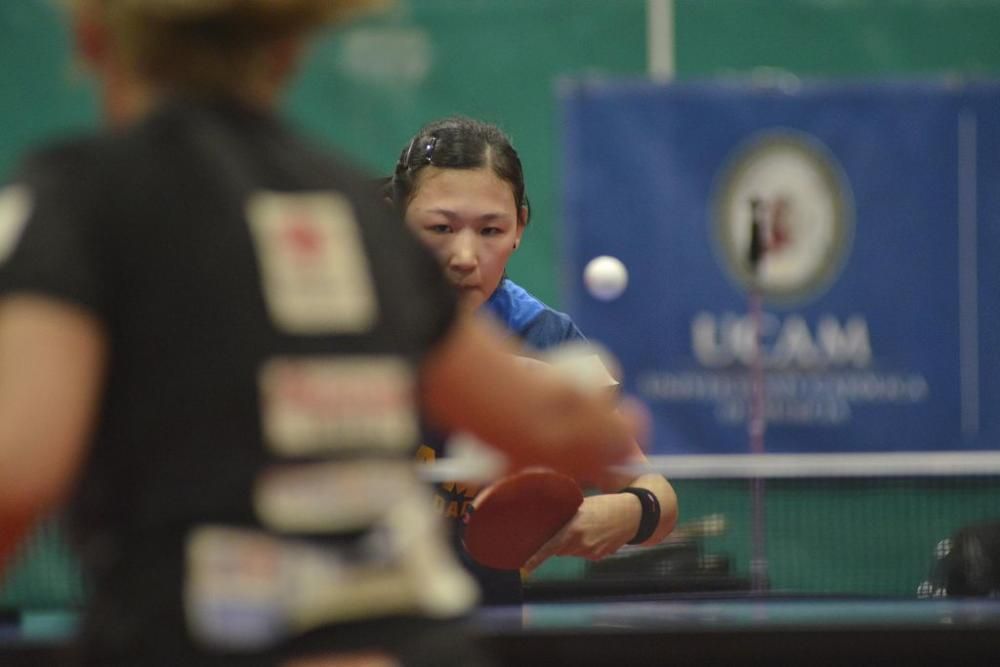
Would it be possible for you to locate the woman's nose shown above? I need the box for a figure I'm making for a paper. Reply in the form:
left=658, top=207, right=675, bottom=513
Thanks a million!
left=448, top=229, right=478, bottom=271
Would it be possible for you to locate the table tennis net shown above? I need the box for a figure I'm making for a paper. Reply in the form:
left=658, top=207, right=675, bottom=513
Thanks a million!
left=4, top=452, right=1000, bottom=608
left=573, top=452, right=1000, bottom=598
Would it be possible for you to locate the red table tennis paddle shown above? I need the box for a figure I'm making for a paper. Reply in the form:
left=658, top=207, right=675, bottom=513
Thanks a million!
left=462, top=467, right=584, bottom=571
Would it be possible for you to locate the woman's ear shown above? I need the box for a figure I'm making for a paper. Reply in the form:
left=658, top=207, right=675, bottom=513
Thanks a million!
left=514, top=224, right=526, bottom=251
left=512, top=205, right=529, bottom=249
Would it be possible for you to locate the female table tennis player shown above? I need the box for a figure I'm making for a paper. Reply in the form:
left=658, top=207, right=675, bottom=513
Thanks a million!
left=0, top=3, right=644, bottom=665
left=388, top=116, right=678, bottom=604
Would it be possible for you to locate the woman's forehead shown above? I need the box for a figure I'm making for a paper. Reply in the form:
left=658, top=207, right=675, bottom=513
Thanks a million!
left=410, top=166, right=518, bottom=212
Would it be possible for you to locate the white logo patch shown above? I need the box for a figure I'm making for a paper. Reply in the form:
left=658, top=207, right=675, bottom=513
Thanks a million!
left=185, top=516, right=476, bottom=649
left=254, top=461, right=426, bottom=533
left=0, top=186, right=32, bottom=266
left=247, top=191, right=377, bottom=333
left=259, top=356, right=418, bottom=456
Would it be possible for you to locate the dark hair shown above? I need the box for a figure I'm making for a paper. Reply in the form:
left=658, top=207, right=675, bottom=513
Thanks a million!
left=389, top=116, right=530, bottom=223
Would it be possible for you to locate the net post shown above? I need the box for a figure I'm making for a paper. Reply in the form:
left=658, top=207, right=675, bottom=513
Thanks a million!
left=748, top=197, right=769, bottom=592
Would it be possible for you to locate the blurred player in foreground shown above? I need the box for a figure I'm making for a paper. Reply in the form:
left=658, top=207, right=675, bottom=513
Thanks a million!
left=0, top=2, right=643, bottom=665
left=388, top=117, right=678, bottom=604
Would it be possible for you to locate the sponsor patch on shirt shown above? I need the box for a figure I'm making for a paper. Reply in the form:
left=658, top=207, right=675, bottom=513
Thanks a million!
left=185, top=513, right=476, bottom=649
left=184, top=526, right=286, bottom=650
left=259, top=356, right=418, bottom=455
left=0, top=186, right=32, bottom=266
left=247, top=191, right=377, bottom=334
left=254, top=460, right=426, bottom=533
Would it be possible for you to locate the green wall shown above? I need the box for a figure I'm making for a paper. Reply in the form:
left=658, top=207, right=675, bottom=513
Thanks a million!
left=4, top=1, right=1000, bottom=304
left=0, top=0, right=650, bottom=308
left=677, top=0, right=1000, bottom=78
left=0, top=2, right=98, bottom=176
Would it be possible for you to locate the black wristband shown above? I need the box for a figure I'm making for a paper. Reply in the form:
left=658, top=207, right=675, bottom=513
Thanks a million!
left=622, top=487, right=660, bottom=545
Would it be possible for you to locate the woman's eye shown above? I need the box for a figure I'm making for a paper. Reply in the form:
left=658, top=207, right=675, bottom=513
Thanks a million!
left=427, top=224, right=451, bottom=234
left=481, top=227, right=503, bottom=237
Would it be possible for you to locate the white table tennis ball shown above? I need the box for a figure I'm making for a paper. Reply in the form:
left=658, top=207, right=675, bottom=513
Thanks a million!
left=584, top=255, right=628, bottom=301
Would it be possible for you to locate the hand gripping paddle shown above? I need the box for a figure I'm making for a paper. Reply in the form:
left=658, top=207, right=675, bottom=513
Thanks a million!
left=462, top=467, right=583, bottom=571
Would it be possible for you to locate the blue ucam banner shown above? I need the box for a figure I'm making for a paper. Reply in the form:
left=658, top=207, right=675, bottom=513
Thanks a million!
left=559, top=80, right=1000, bottom=454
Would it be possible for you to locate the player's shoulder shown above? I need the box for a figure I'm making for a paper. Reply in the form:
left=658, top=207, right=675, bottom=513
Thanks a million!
left=491, top=278, right=544, bottom=318
left=490, top=279, right=585, bottom=348
left=288, top=140, right=390, bottom=216
left=5, top=135, right=118, bottom=230
left=13, top=134, right=111, bottom=186
left=522, top=307, right=585, bottom=350
left=123, top=99, right=390, bottom=220
left=128, top=98, right=373, bottom=179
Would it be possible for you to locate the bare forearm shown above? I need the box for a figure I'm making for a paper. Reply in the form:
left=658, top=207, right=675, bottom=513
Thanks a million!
left=0, top=506, right=39, bottom=576
left=523, top=477, right=678, bottom=572
left=421, top=316, right=637, bottom=478
left=0, top=420, right=62, bottom=575
left=0, top=297, right=107, bottom=572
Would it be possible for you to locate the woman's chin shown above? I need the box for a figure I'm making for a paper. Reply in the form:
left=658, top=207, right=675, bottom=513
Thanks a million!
left=457, top=290, right=485, bottom=312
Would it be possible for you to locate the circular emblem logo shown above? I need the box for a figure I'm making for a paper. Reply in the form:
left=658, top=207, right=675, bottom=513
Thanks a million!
left=711, top=131, right=854, bottom=304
